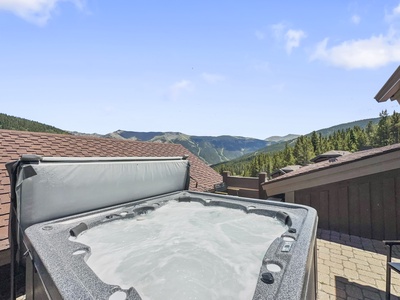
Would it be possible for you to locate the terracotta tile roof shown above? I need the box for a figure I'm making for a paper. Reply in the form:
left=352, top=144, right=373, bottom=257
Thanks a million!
left=264, top=143, right=400, bottom=185
left=0, top=129, right=222, bottom=251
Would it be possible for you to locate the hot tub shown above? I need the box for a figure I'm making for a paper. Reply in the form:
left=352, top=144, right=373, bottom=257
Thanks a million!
left=7, top=156, right=318, bottom=300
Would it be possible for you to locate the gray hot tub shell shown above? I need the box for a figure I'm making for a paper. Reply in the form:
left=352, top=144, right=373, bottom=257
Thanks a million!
left=7, top=156, right=318, bottom=300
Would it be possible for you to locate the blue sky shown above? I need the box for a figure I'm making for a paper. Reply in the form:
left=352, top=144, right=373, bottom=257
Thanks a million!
left=1, top=1, right=400, bottom=139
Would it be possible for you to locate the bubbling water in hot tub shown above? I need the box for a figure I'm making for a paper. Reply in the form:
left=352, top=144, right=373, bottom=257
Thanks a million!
left=74, top=201, right=287, bottom=300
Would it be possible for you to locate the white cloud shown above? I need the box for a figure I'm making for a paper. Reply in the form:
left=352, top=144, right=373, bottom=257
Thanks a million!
left=201, top=73, right=225, bottom=84
left=311, top=3, right=400, bottom=69
left=168, top=80, right=193, bottom=101
left=0, top=0, right=85, bottom=25
left=271, top=22, right=286, bottom=40
left=394, top=4, right=400, bottom=16
left=310, top=32, right=400, bottom=69
left=270, top=22, right=306, bottom=54
left=285, top=29, right=306, bottom=54
left=385, top=3, right=400, bottom=22
left=351, top=14, right=361, bottom=25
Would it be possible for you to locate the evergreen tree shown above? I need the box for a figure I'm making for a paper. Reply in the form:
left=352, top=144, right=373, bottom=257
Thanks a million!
left=283, top=143, right=295, bottom=165
left=347, top=128, right=358, bottom=152
left=375, top=110, right=391, bottom=146
left=272, top=152, right=284, bottom=170
left=365, top=121, right=376, bottom=146
left=390, top=111, right=400, bottom=144
left=293, top=136, right=315, bottom=165
left=311, top=131, right=321, bottom=155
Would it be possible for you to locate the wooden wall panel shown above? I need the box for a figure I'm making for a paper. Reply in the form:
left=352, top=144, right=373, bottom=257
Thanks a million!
left=396, top=176, right=400, bottom=239
left=310, top=191, right=320, bottom=215
left=294, top=169, right=400, bottom=240
left=295, top=192, right=311, bottom=207
left=319, top=191, right=329, bottom=229
left=328, top=187, right=339, bottom=232
left=338, top=186, right=349, bottom=235
left=359, top=182, right=371, bottom=239
left=348, top=184, right=360, bottom=237
left=383, top=178, right=397, bottom=239
left=303, top=194, right=311, bottom=207
left=370, top=180, right=384, bottom=240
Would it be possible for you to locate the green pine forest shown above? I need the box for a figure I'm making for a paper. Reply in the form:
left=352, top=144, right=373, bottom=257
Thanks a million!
left=0, top=113, right=68, bottom=134
left=212, top=110, right=400, bottom=178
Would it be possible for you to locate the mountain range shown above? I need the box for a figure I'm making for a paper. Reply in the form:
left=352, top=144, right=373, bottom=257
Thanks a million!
left=100, top=118, right=379, bottom=164
left=103, top=130, right=276, bottom=165
left=0, top=112, right=381, bottom=165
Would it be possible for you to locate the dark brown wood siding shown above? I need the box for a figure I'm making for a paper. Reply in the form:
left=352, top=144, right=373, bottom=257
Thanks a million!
left=222, top=172, right=267, bottom=199
left=295, top=169, right=400, bottom=240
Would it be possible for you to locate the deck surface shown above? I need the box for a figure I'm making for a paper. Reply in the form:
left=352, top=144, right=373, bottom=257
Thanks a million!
left=317, top=229, right=400, bottom=300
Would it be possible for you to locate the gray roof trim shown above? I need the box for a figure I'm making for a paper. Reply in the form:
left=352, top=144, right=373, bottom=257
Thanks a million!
left=262, top=145, right=400, bottom=196
left=375, top=66, right=400, bottom=103
left=263, top=143, right=400, bottom=185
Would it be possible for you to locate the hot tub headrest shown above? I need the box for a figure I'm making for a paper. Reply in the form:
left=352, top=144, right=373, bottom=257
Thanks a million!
left=8, top=156, right=190, bottom=231
left=275, top=211, right=292, bottom=226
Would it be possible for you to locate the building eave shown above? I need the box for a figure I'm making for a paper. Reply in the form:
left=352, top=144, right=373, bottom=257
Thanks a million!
left=375, top=66, right=400, bottom=103
left=262, top=150, right=400, bottom=197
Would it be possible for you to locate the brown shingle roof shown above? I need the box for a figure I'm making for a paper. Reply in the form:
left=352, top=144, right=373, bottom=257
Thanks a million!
left=310, top=150, right=351, bottom=163
left=264, top=143, right=400, bottom=185
left=0, top=129, right=222, bottom=251
left=270, top=165, right=302, bottom=178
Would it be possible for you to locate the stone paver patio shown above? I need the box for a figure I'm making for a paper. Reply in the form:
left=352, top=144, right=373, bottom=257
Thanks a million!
left=317, top=229, right=400, bottom=300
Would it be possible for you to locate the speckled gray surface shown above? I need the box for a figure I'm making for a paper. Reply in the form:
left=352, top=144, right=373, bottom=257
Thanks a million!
left=24, top=191, right=317, bottom=300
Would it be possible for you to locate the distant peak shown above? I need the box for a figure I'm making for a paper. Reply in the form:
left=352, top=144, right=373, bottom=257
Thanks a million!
left=265, top=134, right=300, bottom=142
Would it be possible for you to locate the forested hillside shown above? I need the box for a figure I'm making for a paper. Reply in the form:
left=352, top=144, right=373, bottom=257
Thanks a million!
left=265, top=134, right=300, bottom=143
left=251, top=117, right=380, bottom=156
left=104, top=130, right=271, bottom=165
left=213, top=110, right=399, bottom=177
left=0, top=113, right=68, bottom=134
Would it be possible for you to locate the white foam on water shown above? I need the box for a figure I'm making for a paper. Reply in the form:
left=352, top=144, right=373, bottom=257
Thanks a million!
left=109, top=291, right=126, bottom=300
left=74, top=201, right=287, bottom=300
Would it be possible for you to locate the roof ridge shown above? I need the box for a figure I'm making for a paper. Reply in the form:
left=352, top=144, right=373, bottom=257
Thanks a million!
left=267, top=143, right=400, bottom=183
left=0, top=129, right=185, bottom=147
